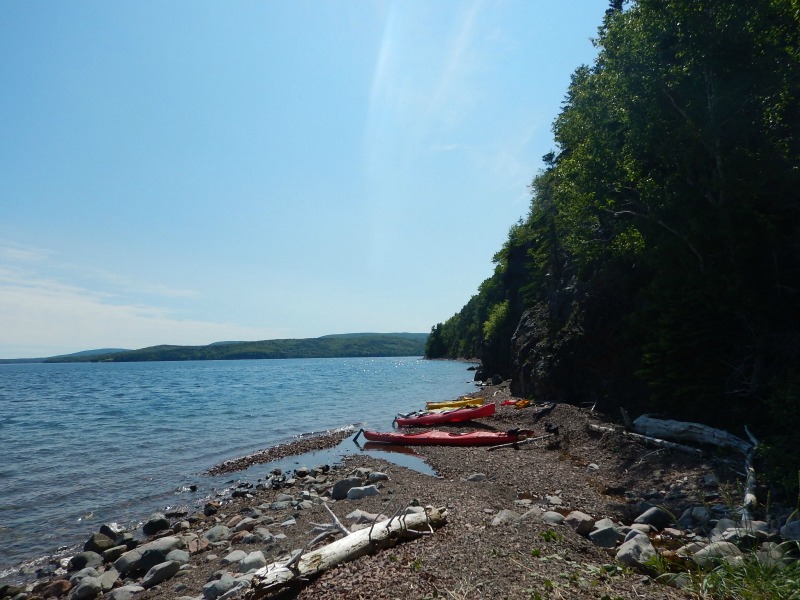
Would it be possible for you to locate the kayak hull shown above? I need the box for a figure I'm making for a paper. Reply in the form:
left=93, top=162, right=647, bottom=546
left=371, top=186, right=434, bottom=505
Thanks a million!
left=394, top=402, right=496, bottom=427
left=360, top=428, right=533, bottom=446
left=426, top=396, right=483, bottom=410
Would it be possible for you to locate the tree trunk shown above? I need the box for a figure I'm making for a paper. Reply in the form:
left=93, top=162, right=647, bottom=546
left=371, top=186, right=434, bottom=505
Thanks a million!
left=631, top=415, right=751, bottom=453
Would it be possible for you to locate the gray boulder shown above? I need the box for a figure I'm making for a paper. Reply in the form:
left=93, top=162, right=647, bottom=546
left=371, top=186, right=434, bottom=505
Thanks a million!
left=71, top=576, right=102, bottom=599
left=69, top=567, right=100, bottom=586
left=203, top=525, right=232, bottom=542
left=106, top=586, right=145, bottom=600
left=692, top=541, right=743, bottom=567
left=565, top=511, right=595, bottom=536
left=99, top=568, right=119, bottom=592
left=616, top=534, right=656, bottom=569
left=541, top=511, right=565, bottom=526
left=781, top=520, right=800, bottom=541
left=141, top=560, right=181, bottom=588
left=589, top=525, right=621, bottom=548
left=346, top=485, right=379, bottom=500
left=221, top=550, right=248, bottom=566
left=68, top=551, right=103, bottom=571
left=240, top=550, right=267, bottom=573
left=166, top=549, right=191, bottom=565
left=331, top=477, right=363, bottom=500
left=83, top=532, right=116, bottom=554
left=203, top=573, right=237, bottom=599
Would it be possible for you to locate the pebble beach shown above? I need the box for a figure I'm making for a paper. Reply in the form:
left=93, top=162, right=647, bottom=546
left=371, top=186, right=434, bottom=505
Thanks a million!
left=3, top=382, right=798, bottom=600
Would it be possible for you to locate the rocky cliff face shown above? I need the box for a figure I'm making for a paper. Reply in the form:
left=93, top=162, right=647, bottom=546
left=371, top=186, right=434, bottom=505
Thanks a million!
left=507, top=275, right=646, bottom=414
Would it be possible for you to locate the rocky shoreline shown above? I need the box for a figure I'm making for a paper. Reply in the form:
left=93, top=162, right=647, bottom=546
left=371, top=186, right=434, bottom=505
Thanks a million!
left=3, top=382, right=799, bottom=599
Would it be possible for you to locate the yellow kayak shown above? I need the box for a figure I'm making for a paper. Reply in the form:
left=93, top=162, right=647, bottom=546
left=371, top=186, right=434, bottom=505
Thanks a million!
left=425, top=396, right=483, bottom=410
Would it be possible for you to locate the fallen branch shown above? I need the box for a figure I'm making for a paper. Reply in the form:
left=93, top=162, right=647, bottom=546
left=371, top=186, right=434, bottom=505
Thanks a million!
left=250, top=505, right=448, bottom=598
left=741, top=426, right=759, bottom=523
left=588, top=423, right=703, bottom=456
left=487, top=433, right=554, bottom=451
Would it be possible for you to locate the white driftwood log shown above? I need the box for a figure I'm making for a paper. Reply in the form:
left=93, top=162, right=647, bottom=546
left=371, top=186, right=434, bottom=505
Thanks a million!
left=250, top=506, right=448, bottom=598
left=631, top=415, right=752, bottom=454
left=588, top=423, right=703, bottom=456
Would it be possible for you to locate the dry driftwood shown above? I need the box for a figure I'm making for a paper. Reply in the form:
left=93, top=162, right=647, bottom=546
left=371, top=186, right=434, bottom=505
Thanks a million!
left=631, top=415, right=751, bottom=454
left=487, top=433, right=554, bottom=451
left=250, top=505, right=448, bottom=598
left=588, top=423, right=703, bottom=456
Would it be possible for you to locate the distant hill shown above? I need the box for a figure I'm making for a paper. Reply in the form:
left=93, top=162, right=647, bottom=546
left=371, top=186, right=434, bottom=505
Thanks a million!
left=41, top=333, right=428, bottom=363
left=0, top=348, right=129, bottom=364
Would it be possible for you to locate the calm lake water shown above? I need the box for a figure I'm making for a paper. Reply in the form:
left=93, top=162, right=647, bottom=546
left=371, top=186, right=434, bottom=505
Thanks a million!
left=0, top=357, right=475, bottom=581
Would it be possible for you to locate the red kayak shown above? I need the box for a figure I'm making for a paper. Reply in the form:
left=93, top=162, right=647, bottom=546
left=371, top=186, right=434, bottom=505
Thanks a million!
left=355, top=428, right=533, bottom=446
left=393, top=402, right=496, bottom=427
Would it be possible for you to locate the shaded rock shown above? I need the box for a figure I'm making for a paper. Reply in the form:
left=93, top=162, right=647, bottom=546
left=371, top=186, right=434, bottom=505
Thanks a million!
left=781, top=520, right=800, bottom=541
left=466, top=473, right=487, bottom=482
left=367, top=472, right=389, bottom=483
left=68, top=552, right=103, bottom=572
left=83, top=532, right=116, bottom=554
left=102, top=544, right=128, bottom=563
left=590, top=525, right=621, bottom=548
left=330, top=477, right=362, bottom=500
left=143, top=512, right=170, bottom=536
left=634, top=506, right=673, bottom=530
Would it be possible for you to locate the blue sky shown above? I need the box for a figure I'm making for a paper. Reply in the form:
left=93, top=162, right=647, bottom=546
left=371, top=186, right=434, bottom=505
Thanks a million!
left=0, top=1, right=608, bottom=358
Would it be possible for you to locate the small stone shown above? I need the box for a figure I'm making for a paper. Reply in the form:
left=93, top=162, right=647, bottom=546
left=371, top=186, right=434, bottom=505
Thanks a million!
left=221, top=550, right=248, bottom=565
left=491, top=509, right=521, bottom=527
left=239, top=550, right=267, bottom=573
left=466, top=473, right=487, bottom=482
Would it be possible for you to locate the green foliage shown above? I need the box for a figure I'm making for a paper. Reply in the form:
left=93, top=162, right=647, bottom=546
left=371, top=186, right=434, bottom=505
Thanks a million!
left=689, top=552, right=800, bottom=599
left=428, top=0, right=800, bottom=496
left=47, top=334, right=429, bottom=363
left=482, top=300, right=510, bottom=342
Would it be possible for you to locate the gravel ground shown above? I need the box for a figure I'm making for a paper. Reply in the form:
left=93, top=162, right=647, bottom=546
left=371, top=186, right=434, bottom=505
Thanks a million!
left=127, top=382, right=740, bottom=600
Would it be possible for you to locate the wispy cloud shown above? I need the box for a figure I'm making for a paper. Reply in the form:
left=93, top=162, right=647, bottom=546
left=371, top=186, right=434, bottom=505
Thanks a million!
left=0, top=242, right=266, bottom=358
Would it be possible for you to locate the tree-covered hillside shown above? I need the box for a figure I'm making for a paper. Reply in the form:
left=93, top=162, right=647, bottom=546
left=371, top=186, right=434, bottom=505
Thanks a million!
left=427, top=0, right=799, bottom=493
left=48, top=333, right=428, bottom=363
